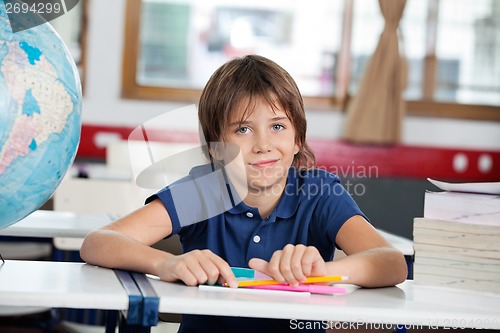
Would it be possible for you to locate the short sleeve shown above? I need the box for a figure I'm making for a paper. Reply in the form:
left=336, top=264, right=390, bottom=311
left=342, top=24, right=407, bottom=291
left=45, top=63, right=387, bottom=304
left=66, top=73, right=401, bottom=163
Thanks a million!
left=309, top=175, right=368, bottom=252
left=146, top=186, right=183, bottom=235
left=145, top=164, right=237, bottom=235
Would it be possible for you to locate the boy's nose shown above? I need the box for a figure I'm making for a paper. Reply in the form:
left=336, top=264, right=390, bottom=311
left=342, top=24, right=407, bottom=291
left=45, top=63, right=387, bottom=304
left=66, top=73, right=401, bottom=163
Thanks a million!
left=253, top=133, right=272, bottom=153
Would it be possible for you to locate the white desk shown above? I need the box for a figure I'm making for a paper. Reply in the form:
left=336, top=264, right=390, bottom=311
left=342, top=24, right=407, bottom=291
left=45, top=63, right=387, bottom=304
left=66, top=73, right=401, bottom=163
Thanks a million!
left=1, top=260, right=498, bottom=330
left=0, top=260, right=154, bottom=332
left=0, top=210, right=113, bottom=238
left=148, top=279, right=500, bottom=329
left=0, top=260, right=128, bottom=311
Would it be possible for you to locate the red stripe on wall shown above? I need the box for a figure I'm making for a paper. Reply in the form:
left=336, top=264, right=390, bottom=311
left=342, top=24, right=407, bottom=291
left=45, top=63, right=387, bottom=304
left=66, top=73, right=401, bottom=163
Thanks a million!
left=77, top=124, right=200, bottom=159
left=77, top=124, right=500, bottom=182
left=308, top=140, right=500, bottom=182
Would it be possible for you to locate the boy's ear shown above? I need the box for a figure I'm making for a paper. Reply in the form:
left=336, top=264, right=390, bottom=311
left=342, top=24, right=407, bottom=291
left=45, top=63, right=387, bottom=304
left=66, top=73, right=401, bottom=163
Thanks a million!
left=294, top=142, right=300, bottom=155
left=208, top=142, right=226, bottom=161
left=207, top=145, right=218, bottom=160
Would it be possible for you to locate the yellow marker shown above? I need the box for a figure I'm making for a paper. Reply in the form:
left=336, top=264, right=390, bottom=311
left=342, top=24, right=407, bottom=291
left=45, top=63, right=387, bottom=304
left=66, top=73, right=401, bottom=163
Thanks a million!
left=224, top=275, right=348, bottom=287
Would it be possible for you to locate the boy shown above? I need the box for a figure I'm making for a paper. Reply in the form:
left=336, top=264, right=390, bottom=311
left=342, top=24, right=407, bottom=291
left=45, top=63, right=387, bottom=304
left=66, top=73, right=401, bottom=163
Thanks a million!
left=81, top=55, right=407, bottom=332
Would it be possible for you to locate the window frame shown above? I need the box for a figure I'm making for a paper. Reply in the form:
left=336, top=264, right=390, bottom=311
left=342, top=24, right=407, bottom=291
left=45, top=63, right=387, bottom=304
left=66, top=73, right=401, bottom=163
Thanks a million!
left=78, top=0, right=88, bottom=94
left=80, top=0, right=89, bottom=93
left=121, top=0, right=500, bottom=121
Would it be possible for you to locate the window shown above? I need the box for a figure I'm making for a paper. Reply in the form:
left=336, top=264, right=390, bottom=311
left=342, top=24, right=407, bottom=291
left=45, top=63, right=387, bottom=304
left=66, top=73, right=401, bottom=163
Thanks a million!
left=434, top=0, right=500, bottom=105
left=122, top=0, right=500, bottom=121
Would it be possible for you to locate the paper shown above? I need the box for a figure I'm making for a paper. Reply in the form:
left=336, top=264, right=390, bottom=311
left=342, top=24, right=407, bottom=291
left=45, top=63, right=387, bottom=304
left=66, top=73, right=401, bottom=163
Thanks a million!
left=427, top=178, right=500, bottom=195
left=198, top=284, right=311, bottom=297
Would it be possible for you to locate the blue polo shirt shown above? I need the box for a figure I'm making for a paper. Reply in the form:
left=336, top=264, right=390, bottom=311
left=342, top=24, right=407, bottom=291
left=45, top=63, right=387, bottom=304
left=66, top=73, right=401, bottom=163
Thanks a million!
left=147, top=165, right=367, bottom=333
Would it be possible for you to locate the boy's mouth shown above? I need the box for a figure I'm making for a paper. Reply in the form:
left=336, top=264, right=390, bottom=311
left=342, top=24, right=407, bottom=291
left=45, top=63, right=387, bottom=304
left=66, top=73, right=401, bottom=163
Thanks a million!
left=250, top=159, right=279, bottom=168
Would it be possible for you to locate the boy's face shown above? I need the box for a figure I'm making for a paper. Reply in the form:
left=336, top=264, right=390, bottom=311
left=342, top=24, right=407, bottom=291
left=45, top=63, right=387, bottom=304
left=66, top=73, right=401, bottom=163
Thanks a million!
left=222, top=97, right=300, bottom=194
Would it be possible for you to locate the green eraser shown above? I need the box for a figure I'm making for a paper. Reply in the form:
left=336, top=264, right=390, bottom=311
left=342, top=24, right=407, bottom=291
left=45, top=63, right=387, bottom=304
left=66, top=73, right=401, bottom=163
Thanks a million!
left=231, top=267, right=255, bottom=278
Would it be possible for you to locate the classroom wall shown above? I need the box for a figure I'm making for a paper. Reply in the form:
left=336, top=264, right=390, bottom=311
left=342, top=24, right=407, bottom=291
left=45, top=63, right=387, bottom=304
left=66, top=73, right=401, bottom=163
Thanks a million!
left=82, top=0, right=500, bottom=151
left=78, top=0, right=499, bottom=239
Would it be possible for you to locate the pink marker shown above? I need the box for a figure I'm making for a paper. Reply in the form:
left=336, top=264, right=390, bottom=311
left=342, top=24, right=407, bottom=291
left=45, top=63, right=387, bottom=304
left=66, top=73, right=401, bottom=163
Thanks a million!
left=245, top=284, right=346, bottom=295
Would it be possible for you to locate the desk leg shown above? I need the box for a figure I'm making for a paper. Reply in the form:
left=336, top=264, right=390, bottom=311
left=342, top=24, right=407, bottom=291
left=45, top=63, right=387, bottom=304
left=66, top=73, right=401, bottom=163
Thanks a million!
left=118, top=312, right=151, bottom=333
left=115, top=270, right=158, bottom=333
left=105, top=310, right=119, bottom=333
left=405, top=255, right=414, bottom=280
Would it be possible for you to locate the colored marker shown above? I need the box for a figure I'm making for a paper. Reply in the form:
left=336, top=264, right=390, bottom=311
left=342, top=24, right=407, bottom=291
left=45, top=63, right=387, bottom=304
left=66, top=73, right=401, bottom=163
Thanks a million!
left=224, top=275, right=348, bottom=287
left=245, top=284, right=346, bottom=295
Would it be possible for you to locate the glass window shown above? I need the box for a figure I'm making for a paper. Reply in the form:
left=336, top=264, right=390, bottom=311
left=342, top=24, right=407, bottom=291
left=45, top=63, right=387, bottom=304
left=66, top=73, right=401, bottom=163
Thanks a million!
left=435, top=0, right=500, bottom=105
left=136, top=0, right=344, bottom=98
left=399, top=0, right=428, bottom=101
left=123, top=0, right=500, bottom=120
left=349, top=0, right=383, bottom=94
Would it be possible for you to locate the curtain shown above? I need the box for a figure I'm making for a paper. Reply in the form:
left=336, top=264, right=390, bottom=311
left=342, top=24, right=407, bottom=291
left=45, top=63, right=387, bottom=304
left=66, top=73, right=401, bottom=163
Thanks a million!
left=343, top=0, right=408, bottom=144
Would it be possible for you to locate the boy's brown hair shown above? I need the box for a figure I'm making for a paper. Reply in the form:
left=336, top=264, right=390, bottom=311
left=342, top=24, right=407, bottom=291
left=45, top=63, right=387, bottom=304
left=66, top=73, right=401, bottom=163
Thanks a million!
left=198, top=54, right=316, bottom=169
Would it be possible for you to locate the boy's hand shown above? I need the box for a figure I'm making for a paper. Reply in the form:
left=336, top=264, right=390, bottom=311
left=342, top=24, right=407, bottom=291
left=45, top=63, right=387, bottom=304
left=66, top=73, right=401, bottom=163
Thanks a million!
left=157, top=249, right=238, bottom=288
left=248, top=244, right=328, bottom=287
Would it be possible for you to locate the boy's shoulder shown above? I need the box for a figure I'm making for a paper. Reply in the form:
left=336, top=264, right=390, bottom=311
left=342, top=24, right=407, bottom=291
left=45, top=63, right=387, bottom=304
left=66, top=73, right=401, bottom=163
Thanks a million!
left=163, top=164, right=213, bottom=189
left=189, top=164, right=214, bottom=177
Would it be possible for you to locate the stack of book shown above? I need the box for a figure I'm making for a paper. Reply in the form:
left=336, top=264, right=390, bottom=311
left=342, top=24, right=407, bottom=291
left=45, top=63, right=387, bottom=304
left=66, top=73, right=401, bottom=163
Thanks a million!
left=413, top=179, right=500, bottom=293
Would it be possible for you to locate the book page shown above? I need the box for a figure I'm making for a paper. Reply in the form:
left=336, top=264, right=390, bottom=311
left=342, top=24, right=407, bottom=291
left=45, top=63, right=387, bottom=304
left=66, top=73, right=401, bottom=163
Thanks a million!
left=427, top=178, right=500, bottom=195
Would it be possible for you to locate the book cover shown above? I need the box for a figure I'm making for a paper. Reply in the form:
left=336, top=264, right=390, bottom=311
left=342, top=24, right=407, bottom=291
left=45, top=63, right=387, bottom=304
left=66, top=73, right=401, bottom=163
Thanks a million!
left=414, top=217, right=500, bottom=234
left=424, top=191, right=500, bottom=225
left=413, top=230, right=500, bottom=251
left=413, top=242, right=500, bottom=260
left=415, top=252, right=500, bottom=270
left=414, top=262, right=500, bottom=281
left=427, top=178, right=500, bottom=195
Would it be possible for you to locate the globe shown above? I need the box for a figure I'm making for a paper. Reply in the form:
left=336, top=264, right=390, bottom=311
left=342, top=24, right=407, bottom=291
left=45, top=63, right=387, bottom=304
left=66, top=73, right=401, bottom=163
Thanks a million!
left=0, top=5, right=82, bottom=229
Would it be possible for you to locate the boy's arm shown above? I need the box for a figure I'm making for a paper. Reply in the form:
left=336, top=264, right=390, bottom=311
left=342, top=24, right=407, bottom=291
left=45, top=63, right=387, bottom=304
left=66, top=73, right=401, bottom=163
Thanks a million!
left=249, top=215, right=407, bottom=288
left=80, top=199, right=237, bottom=287
left=325, top=215, right=408, bottom=288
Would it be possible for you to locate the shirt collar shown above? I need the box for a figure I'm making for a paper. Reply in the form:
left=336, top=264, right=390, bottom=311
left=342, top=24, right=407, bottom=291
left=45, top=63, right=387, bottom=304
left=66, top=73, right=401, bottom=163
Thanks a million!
left=228, top=167, right=301, bottom=221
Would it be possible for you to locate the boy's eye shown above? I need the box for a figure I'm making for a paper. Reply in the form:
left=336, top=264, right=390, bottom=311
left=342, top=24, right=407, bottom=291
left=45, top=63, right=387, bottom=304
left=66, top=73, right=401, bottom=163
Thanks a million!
left=236, top=127, right=250, bottom=134
left=271, top=124, right=285, bottom=131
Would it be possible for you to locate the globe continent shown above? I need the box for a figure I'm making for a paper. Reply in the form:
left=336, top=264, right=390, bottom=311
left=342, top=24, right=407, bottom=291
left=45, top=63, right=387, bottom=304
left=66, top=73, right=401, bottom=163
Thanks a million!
left=0, top=6, right=82, bottom=229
